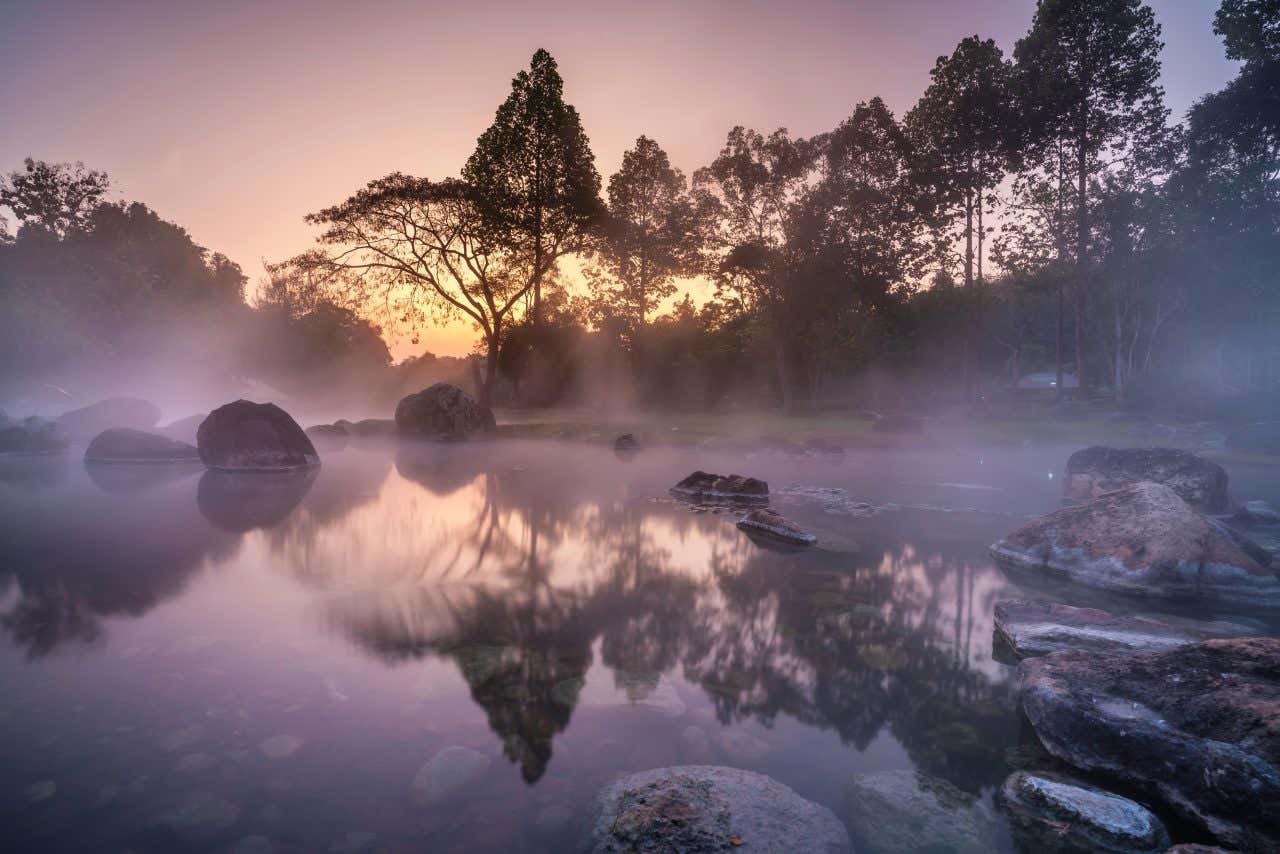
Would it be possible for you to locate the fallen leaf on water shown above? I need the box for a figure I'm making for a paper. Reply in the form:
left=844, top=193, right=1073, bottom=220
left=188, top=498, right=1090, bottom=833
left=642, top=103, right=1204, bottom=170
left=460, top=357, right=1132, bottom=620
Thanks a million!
left=729, top=837, right=744, bottom=846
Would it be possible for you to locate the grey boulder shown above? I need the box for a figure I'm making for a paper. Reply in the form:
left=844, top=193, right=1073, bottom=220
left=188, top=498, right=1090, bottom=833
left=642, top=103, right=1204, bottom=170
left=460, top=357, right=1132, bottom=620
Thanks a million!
left=1063, top=446, right=1231, bottom=513
left=394, top=383, right=495, bottom=440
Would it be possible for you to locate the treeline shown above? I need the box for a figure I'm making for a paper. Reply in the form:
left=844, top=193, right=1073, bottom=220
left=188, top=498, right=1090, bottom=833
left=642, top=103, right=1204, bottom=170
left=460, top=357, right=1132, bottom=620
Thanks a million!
left=4, top=0, right=1279, bottom=419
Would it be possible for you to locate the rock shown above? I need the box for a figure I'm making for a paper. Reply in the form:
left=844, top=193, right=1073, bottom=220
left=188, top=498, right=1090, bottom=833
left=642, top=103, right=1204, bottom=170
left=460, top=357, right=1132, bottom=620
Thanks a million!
left=84, top=428, right=200, bottom=463
left=584, top=765, right=852, bottom=853
left=999, top=770, right=1170, bottom=853
left=737, top=508, right=816, bottom=545
left=24, top=780, right=56, bottom=803
left=229, top=835, right=274, bottom=854
left=1164, top=846, right=1238, bottom=854
left=990, top=482, right=1280, bottom=606
left=395, top=383, right=495, bottom=440
left=197, top=400, right=319, bottom=471
left=1063, top=446, right=1231, bottom=513
left=843, top=769, right=998, bottom=854
left=1237, top=500, right=1280, bottom=525
left=156, top=791, right=241, bottom=840
left=57, top=396, right=161, bottom=440
left=1226, top=421, right=1280, bottom=456
left=873, top=414, right=925, bottom=434
left=1018, top=637, right=1280, bottom=851
left=258, top=735, right=304, bottom=759
left=993, top=600, right=1255, bottom=660
left=670, top=471, right=768, bottom=504
left=614, top=433, right=640, bottom=452
left=715, top=729, right=770, bottom=761
left=157, top=413, right=207, bottom=445
left=306, top=423, right=350, bottom=451
left=803, top=437, right=845, bottom=458
left=410, top=746, right=490, bottom=805
left=0, top=414, right=69, bottom=454
left=347, top=418, right=398, bottom=437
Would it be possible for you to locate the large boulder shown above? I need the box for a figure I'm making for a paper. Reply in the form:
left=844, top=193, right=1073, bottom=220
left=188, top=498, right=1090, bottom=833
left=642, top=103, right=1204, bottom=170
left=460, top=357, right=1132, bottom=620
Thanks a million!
left=1226, top=421, right=1280, bottom=456
left=394, top=383, right=495, bottom=440
left=990, top=482, right=1280, bottom=607
left=998, top=771, right=1170, bottom=853
left=84, top=428, right=200, bottom=463
left=1063, top=446, right=1231, bottom=513
left=993, top=600, right=1256, bottom=660
left=583, top=765, right=851, bottom=853
left=196, top=400, right=319, bottom=472
left=1018, top=638, right=1280, bottom=851
left=57, top=397, right=161, bottom=441
left=843, top=769, right=999, bottom=854
left=0, top=413, right=69, bottom=454
left=670, top=471, right=769, bottom=504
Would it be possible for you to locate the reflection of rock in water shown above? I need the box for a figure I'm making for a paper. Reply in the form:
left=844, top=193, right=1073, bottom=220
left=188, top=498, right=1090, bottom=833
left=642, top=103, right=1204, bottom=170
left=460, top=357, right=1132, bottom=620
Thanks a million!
left=86, top=460, right=203, bottom=495
left=197, top=468, right=317, bottom=532
left=395, top=444, right=487, bottom=496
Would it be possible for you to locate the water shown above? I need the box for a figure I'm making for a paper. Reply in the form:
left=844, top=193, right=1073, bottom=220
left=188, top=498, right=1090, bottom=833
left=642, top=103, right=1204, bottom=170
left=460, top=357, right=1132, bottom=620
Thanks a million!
left=0, top=439, right=1274, bottom=852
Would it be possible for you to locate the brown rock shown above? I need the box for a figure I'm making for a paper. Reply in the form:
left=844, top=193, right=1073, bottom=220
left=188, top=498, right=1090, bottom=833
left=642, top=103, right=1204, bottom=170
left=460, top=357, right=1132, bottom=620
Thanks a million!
left=1063, top=446, right=1230, bottom=513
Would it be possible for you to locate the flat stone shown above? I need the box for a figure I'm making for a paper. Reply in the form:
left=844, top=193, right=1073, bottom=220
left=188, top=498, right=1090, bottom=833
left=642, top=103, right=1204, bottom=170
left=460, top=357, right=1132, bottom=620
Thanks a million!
left=999, top=771, right=1169, bottom=853
left=737, top=508, right=816, bottom=545
left=584, top=765, right=852, bottom=853
left=410, top=746, right=490, bottom=805
left=843, top=769, right=997, bottom=854
left=1018, top=637, right=1280, bottom=850
left=993, top=600, right=1255, bottom=659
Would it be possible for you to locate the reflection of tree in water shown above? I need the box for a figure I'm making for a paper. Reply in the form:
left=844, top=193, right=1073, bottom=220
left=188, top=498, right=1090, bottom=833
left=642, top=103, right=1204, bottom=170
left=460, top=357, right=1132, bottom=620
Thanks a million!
left=300, top=444, right=1016, bottom=791
left=0, top=464, right=239, bottom=657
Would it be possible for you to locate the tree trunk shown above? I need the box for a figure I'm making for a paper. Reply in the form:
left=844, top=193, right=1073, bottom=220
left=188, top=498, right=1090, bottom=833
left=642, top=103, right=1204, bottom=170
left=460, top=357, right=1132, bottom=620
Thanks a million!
left=1055, top=275, right=1065, bottom=401
left=963, top=187, right=974, bottom=400
left=773, top=333, right=794, bottom=415
left=478, top=334, right=499, bottom=409
left=1074, top=137, right=1090, bottom=398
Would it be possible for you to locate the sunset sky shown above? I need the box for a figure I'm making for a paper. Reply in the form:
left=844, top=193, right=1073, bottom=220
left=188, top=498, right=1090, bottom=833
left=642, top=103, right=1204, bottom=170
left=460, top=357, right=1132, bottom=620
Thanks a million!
left=2, top=0, right=1236, bottom=359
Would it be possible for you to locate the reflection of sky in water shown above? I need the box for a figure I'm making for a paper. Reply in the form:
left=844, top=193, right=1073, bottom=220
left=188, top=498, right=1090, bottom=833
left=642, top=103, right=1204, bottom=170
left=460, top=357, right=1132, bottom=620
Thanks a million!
left=0, top=440, right=1107, bottom=852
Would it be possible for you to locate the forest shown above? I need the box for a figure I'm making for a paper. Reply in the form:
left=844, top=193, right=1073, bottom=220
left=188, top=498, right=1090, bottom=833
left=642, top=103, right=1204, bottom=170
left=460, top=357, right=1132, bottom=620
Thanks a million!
left=2, top=0, right=1278, bottom=422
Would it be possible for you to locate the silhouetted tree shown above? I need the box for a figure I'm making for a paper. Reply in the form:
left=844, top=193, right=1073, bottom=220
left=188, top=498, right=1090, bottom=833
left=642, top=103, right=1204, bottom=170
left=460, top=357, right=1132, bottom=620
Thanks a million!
left=0, top=158, right=111, bottom=237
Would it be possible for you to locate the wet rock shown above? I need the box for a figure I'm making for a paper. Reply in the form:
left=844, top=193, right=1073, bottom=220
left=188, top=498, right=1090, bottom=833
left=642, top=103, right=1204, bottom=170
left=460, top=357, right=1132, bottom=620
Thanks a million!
left=993, top=600, right=1255, bottom=660
left=715, top=729, right=770, bottom=761
left=670, top=471, right=768, bottom=504
left=843, top=769, right=998, bottom=854
left=1018, top=637, right=1280, bottom=851
left=1164, top=846, right=1239, bottom=854
left=24, top=780, right=56, bottom=803
left=57, top=396, right=161, bottom=440
left=230, top=835, right=274, bottom=854
left=1236, top=500, right=1280, bottom=525
left=175, top=753, right=216, bottom=774
left=1063, top=446, right=1230, bottom=513
left=258, top=735, right=304, bottom=759
left=990, top=482, right=1280, bottom=607
left=999, top=770, right=1170, bottom=853
left=737, top=508, right=816, bottom=545
left=197, top=400, right=319, bottom=471
left=1226, top=421, right=1280, bottom=456
left=410, top=745, right=491, bottom=805
left=584, top=765, right=852, bottom=853
left=156, top=791, right=241, bottom=840
left=681, top=725, right=710, bottom=756
left=329, top=831, right=377, bottom=853
left=873, top=413, right=925, bottom=434
left=395, top=383, right=495, bottom=440
left=0, top=414, right=69, bottom=454
left=306, top=423, right=350, bottom=451
left=84, top=428, right=200, bottom=463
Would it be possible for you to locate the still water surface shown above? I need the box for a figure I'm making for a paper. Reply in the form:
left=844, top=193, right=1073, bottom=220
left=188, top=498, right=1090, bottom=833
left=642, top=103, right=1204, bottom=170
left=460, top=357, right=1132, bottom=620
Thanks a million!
left=2, top=440, right=1275, bottom=852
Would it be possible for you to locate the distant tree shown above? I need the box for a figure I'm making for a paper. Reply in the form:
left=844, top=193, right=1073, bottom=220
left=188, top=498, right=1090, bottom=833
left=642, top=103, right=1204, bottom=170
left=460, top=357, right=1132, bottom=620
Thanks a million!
left=587, top=136, right=701, bottom=336
left=0, top=158, right=111, bottom=237
left=1013, top=0, right=1168, bottom=395
left=463, top=49, right=601, bottom=326
left=304, top=175, right=535, bottom=407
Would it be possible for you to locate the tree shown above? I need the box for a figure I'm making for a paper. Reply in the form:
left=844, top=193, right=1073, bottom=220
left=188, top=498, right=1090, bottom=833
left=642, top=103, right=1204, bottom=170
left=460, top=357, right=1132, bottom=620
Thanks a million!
left=1014, top=0, right=1168, bottom=395
left=0, top=158, right=111, bottom=237
left=587, top=136, right=701, bottom=336
left=304, top=175, right=534, bottom=407
left=463, top=49, right=601, bottom=326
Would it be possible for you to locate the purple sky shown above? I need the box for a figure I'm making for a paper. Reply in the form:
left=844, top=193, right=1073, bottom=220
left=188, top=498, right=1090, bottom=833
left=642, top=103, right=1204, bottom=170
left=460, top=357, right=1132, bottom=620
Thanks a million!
left=1, top=0, right=1237, bottom=356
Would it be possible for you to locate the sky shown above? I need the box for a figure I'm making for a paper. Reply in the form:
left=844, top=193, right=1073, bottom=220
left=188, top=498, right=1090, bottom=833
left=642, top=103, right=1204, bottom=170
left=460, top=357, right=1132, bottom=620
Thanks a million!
left=1, top=0, right=1238, bottom=359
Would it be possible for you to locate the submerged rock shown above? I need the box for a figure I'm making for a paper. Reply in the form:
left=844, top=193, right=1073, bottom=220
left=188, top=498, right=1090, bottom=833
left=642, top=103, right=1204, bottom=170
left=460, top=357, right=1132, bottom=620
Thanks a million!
left=0, top=414, right=69, bottom=454
left=843, top=769, right=998, bottom=854
left=410, top=746, right=491, bottom=805
left=999, top=771, right=1170, bottom=853
left=197, top=400, right=319, bottom=471
left=84, top=428, right=200, bottom=463
left=993, top=600, right=1255, bottom=660
left=1236, top=500, right=1280, bottom=525
left=57, top=396, right=161, bottom=440
left=584, top=765, right=851, bottom=853
left=1063, top=446, right=1231, bottom=513
left=990, top=481, right=1280, bottom=607
left=737, top=508, right=816, bottom=545
left=395, top=383, right=495, bottom=440
left=1018, top=637, right=1280, bottom=851
left=670, top=471, right=768, bottom=504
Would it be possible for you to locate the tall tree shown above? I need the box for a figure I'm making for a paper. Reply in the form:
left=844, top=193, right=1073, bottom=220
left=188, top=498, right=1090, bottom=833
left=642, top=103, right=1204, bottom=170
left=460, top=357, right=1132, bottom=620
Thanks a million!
left=0, top=158, right=111, bottom=237
left=587, top=136, right=700, bottom=335
left=1014, top=0, right=1168, bottom=396
left=463, top=49, right=601, bottom=326
left=304, top=175, right=537, bottom=407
